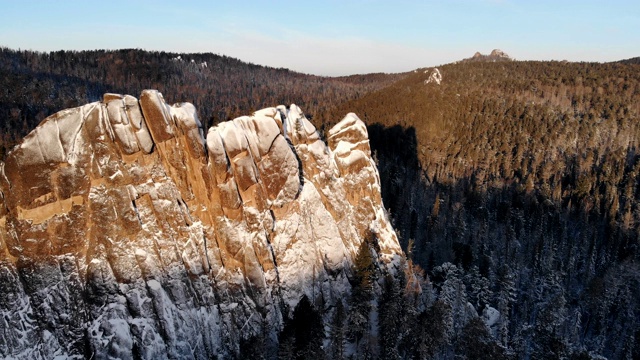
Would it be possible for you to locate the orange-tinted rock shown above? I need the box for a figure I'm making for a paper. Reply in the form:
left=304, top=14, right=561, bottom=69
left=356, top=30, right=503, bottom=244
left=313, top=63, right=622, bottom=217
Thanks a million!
left=139, top=90, right=175, bottom=143
left=0, top=91, right=403, bottom=359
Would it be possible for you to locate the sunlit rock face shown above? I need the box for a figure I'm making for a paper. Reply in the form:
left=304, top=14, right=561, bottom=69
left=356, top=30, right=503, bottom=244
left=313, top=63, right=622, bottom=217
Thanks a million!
left=0, top=90, right=402, bottom=359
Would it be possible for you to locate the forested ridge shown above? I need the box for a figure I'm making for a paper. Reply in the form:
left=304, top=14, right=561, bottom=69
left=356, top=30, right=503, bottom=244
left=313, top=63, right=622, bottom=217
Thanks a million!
left=322, top=59, right=640, bottom=359
left=2, top=45, right=640, bottom=359
left=0, top=47, right=404, bottom=158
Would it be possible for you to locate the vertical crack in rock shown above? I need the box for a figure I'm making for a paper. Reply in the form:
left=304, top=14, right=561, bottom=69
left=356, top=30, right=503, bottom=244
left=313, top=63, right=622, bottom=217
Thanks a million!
left=131, top=200, right=143, bottom=226
left=280, top=108, right=305, bottom=199
left=69, top=103, right=91, bottom=160
left=202, top=233, right=212, bottom=272
left=264, top=230, right=280, bottom=285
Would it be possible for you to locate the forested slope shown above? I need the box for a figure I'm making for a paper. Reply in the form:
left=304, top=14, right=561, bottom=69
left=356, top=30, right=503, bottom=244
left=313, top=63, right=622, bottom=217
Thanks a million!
left=323, top=60, right=640, bottom=359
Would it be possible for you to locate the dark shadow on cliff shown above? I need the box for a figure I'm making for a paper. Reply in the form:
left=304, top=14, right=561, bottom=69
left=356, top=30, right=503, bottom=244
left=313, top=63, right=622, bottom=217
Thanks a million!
left=368, top=124, right=421, bottom=251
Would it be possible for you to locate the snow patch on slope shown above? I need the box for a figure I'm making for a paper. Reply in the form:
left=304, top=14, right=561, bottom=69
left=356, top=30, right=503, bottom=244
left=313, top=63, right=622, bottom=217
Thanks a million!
left=424, top=68, right=442, bottom=85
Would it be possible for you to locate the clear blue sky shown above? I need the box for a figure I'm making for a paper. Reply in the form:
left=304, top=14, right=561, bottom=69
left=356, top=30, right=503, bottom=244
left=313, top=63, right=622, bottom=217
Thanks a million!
left=0, top=0, right=638, bottom=76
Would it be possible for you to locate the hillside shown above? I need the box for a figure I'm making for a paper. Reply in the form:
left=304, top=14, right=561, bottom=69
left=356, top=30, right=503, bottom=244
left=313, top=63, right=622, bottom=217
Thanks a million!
left=322, top=59, right=640, bottom=359
left=0, top=47, right=406, bottom=158
left=617, top=56, right=640, bottom=65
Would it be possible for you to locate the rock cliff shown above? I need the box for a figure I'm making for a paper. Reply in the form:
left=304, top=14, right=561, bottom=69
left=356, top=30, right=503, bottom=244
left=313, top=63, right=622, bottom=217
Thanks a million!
left=0, top=90, right=402, bottom=359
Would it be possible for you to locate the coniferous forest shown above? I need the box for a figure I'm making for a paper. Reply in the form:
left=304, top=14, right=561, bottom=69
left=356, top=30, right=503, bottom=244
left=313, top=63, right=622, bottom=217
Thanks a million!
left=325, top=60, right=640, bottom=359
left=2, top=47, right=640, bottom=359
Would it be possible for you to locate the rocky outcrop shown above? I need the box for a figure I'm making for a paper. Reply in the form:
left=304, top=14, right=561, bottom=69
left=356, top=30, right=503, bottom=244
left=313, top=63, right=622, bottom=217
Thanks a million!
left=463, top=49, right=513, bottom=62
left=424, top=68, right=443, bottom=85
left=0, top=90, right=402, bottom=359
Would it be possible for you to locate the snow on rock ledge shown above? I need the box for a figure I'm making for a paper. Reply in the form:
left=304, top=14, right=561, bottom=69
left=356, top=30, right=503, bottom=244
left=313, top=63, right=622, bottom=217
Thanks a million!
left=0, top=91, right=403, bottom=359
left=424, top=68, right=442, bottom=85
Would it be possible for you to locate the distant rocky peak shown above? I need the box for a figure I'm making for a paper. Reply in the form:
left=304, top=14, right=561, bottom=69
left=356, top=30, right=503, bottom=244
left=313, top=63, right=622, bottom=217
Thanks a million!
left=463, top=49, right=513, bottom=63
left=490, top=49, right=510, bottom=58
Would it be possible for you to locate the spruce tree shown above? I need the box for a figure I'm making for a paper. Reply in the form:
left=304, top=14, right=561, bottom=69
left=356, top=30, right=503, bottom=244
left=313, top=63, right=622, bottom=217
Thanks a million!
left=277, top=296, right=324, bottom=360
left=458, top=317, right=508, bottom=360
left=404, top=300, right=451, bottom=359
left=379, top=274, right=398, bottom=359
left=329, top=301, right=346, bottom=359
left=347, top=236, right=377, bottom=347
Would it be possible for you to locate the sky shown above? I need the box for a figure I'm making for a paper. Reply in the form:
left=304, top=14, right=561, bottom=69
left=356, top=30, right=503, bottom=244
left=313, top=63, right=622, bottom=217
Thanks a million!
left=0, top=0, right=638, bottom=76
